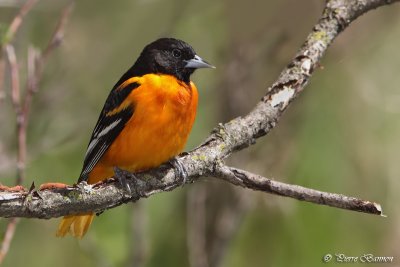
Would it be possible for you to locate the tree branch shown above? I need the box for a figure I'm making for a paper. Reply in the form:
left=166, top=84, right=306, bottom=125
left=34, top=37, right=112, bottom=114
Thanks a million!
left=0, top=0, right=398, bottom=219
left=214, top=165, right=383, bottom=215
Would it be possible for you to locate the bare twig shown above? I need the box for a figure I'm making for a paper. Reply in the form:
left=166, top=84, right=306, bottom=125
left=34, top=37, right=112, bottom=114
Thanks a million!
left=22, top=45, right=39, bottom=124
left=0, top=0, right=39, bottom=105
left=2, top=0, right=38, bottom=46
left=0, top=59, right=5, bottom=101
left=0, top=1, right=41, bottom=261
left=42, top=1, right=74, bottom=60
left=4, top=44, right=26, bottom=184
left=23, top=1, right=74, bottom=128
left=5, top=45, right=20, bottom=111
left=0, top=218, right=19, bottom=263
left=0, top=0, right=397, bottom=221
left=0, top=2, right=73, bottom=264
left=215, top=165, right=384, bottom=215
left=1, top=44, right=24, bottom=267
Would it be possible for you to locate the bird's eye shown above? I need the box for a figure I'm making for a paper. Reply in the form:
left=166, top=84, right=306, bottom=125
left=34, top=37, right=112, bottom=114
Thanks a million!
left=172, top=49, right=181, bottom=58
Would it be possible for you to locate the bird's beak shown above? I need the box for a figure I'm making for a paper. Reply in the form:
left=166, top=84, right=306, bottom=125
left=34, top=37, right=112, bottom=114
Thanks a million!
left=185, top=55, right=215, bottom=69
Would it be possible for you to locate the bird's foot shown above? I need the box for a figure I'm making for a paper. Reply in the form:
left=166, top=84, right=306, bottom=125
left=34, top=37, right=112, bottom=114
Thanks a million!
left=169, top=157, right=188, bottom=185
left=113, top=167, right=133, bottom=198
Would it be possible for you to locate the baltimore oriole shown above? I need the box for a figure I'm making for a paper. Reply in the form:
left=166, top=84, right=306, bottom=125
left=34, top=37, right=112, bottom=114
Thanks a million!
left=56, top=38, right=214, bottom=238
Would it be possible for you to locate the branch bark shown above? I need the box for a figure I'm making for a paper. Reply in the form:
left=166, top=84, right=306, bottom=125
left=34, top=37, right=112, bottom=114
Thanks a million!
left=0, top=0, right=397, bottom=219
left=215, top=166, right=383, bottom=215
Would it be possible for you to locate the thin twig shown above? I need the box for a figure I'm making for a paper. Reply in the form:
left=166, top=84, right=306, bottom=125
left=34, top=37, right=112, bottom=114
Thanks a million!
left=0, top=44, right=24, bottom=267
left=22, top=45, right=39, bottom=125
left=5, top=44, right=26, bottom=185
left=0, top=2, right=40, bottom=262
left=0, top=59, right=5, bottom=101
left=3, top=0, right=39, bottom=45
left=42, top=0, right=74, bottom=60
left=215, top=165, right=384, bottom=216
left=4, top=45, right=20, bottom=111
left=0, top=0, right=39, bottom=105
left=23, top=1, right=74, bottom=128
left=0, top=218, right=19, bottom=264
left=0, top=2, right=73, bottom=264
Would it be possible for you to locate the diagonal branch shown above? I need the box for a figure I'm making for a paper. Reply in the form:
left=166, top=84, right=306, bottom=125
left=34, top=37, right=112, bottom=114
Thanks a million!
left=0, top=0, right=398, bottom=219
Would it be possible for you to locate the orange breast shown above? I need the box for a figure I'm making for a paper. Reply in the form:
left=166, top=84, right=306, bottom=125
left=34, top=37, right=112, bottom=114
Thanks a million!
left=88, top=74, right=198, bottom=183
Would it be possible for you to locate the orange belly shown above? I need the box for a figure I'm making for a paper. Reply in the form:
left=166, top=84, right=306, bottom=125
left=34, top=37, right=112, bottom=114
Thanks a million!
left=88, top=74, right=198, bottom=184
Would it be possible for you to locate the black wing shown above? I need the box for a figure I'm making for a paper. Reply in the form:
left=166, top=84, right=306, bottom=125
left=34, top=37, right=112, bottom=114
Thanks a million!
left=78, top=81, right=140, bottom=182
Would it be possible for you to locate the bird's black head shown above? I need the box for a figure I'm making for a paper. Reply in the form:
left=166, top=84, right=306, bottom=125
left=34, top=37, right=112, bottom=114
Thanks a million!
left=118, top=38, right=214, bottom=86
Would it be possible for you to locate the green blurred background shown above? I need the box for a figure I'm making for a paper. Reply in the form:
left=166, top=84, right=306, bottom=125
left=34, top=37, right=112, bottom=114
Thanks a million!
left=1, top=0, right=400, bottom=266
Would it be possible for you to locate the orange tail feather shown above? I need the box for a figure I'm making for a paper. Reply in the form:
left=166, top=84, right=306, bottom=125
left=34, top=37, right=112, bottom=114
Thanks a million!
left=56, top=213, right=94, bottom=238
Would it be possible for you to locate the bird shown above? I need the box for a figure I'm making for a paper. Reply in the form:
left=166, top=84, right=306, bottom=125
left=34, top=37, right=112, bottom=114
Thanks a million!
left=56, top=38, right=214, bottom=238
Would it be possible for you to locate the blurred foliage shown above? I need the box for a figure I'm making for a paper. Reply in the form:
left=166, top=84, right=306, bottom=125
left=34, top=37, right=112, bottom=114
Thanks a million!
left=1, top=0, right=400, bottom=267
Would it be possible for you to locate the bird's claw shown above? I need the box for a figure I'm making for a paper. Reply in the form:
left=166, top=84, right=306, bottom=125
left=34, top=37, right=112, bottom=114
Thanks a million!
left=169, top=157, right=188, bottom=185
left=113, top=167, right=133, bottom=198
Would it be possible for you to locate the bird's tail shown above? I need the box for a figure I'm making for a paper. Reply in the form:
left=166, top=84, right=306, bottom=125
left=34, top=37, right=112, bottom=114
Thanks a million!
left=56, top=213, right=95, bottom=238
